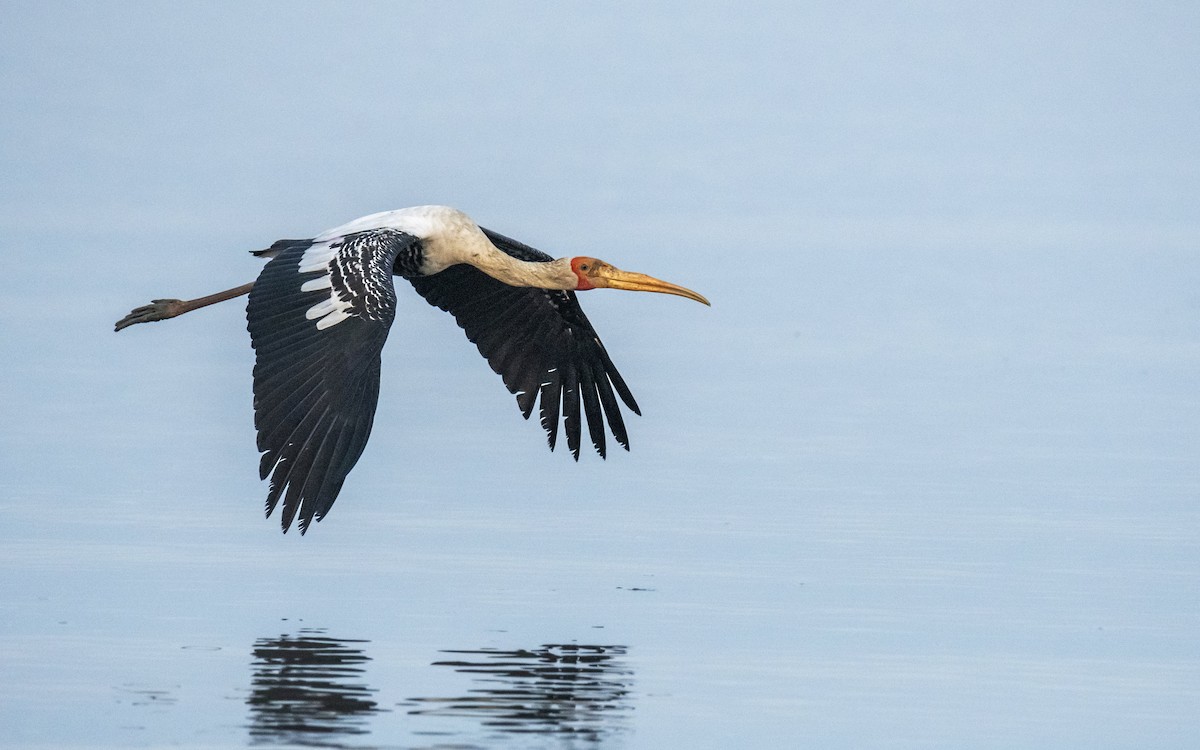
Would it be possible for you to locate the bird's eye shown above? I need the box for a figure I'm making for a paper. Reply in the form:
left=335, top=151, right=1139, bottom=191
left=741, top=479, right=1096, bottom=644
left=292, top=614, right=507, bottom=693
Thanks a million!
left=580, top=264, right=589, bottom=271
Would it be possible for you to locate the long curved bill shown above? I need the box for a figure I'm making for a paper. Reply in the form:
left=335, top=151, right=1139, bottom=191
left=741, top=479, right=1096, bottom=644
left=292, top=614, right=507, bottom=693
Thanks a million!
left=592, top=265, right=711, bottom=305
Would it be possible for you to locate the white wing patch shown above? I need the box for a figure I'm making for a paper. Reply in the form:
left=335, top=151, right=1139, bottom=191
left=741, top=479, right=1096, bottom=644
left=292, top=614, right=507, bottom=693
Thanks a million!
left=314, top=308, right=352, bottom=330
left=300, top=275, right=333, bottom=292
left=294, top=228, right=420, bottom=333
left=304, top=291, right=351, bottom=331
left=298, top=240, right=338, bottom=273
left=298, top=240, right=354, bottom=331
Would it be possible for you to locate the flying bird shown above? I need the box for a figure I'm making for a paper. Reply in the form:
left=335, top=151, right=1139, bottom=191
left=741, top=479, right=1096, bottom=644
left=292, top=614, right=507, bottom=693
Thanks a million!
left=115, top=206, right=709, bottom=533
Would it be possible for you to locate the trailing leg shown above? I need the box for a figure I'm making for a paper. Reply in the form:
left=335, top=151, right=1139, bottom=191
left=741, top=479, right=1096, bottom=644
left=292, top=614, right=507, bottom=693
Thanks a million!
left=114, top=281, right=254, bottom=331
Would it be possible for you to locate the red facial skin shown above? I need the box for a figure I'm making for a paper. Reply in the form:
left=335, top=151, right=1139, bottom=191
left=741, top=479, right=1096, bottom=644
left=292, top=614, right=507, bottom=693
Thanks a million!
left=570, top=257, right=598, bottom=290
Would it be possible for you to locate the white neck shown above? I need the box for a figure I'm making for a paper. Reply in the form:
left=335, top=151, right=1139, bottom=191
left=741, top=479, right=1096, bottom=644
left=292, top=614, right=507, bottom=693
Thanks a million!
left=318, top=205, right=578, bottom=290
left=459, top=244, right=577, bottom=290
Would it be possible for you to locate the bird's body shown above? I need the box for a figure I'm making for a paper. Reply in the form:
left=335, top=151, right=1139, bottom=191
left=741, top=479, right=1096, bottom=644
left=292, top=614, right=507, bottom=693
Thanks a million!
left=116, top=206, right=707, bottom=533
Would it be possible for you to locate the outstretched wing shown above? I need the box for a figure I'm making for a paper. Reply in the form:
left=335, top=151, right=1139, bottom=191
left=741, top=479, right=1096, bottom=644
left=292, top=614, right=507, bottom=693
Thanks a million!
left=408, top=227, right=640, bottom=460
left=246, top=228, right=420, bottom=533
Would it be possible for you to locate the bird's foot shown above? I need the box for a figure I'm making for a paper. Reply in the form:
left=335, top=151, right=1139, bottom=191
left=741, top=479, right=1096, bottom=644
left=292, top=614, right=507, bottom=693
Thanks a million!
left=114, top=299, right=186, bottom=332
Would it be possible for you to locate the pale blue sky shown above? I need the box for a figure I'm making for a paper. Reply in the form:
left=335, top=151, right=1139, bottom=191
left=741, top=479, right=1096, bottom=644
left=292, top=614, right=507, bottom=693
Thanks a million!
left=2, top=3, right=1198, bottom=747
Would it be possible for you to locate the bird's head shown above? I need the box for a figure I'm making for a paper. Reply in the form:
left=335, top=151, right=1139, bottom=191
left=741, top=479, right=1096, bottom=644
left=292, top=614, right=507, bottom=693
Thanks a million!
left=569, top=257, right=710, bottom=305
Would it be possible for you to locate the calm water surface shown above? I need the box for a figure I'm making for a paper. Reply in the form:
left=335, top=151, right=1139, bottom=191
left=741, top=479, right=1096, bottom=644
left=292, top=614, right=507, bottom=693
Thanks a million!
left=3, top=3, right=1199, bottom=748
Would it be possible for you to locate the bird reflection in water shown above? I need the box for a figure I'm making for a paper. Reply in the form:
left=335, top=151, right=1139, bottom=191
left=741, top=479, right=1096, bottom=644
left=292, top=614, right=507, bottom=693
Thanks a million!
left=245, top=628, right=383, bottom=747
left=405, top=643, right=633, bottom=742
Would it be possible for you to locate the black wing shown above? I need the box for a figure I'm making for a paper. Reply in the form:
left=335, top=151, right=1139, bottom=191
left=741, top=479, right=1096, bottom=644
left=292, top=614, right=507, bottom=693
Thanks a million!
left=408, top=227, right=640, bottom=459
left=246, top=228, right=419, bottom=533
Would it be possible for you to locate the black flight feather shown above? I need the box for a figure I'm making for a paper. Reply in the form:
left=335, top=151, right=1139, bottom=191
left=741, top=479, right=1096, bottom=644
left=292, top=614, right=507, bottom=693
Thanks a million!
left=247, top=229, right=418, bottom=533
left=408, top=227, right=640, bottom=460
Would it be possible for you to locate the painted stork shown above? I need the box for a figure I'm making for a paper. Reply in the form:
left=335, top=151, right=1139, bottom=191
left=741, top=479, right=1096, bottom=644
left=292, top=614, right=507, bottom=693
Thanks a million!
left=115, top=206, right=708, bottom=533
